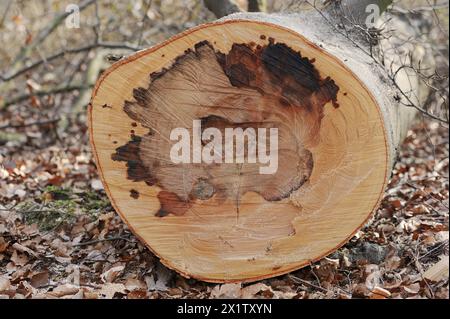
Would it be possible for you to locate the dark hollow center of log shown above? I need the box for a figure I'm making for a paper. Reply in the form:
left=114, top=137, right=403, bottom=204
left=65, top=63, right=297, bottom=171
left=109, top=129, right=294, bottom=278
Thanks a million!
left=111, top=38, right=339, bottom=217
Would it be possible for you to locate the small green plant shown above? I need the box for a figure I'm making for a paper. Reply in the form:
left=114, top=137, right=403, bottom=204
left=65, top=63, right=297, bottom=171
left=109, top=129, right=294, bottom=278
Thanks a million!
left=19, top=199, right=77, bottom=231
left=17, top=186, right=112, bottom=231
left=80, top=190, right=112, bottom=216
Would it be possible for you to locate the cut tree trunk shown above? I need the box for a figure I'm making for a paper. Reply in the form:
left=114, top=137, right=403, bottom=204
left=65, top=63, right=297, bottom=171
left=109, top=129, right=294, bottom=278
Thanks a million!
left=88, top=7, right=420, bottom=282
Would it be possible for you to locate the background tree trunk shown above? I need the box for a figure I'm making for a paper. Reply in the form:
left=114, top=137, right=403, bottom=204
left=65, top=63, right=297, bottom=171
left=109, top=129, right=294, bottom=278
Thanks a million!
left=203, top=0, right=242, bottom=18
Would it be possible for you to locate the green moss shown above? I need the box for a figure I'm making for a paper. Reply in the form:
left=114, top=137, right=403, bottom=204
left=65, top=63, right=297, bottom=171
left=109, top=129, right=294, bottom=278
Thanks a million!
left=80, top=190, right=112, bottom=215
left=18, top=186, right=112, bottom=231
left=19, top=200, right=77, bottom=231
left=43, top=185, right=71, bottom=200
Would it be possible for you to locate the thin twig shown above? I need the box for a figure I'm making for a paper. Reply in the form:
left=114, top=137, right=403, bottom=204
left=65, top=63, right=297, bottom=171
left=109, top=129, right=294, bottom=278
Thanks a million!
left=1, top=84, right=92, bottom=108
left=288, top=274, right=353, bottom=295
left=288, top=274, right=329, bottom=292
left=0, top=42, right=142, bottom=82
left=307, top=1, right=449, bottom=124
left=0, top=0, right=13, bottom=27
left=73, top=236, right=132, bottom=247
left=0, top=117, right=60, bottom=130
left=137, top=0, right=153, bottom=47
left=11, top=0, right=96, bottom=67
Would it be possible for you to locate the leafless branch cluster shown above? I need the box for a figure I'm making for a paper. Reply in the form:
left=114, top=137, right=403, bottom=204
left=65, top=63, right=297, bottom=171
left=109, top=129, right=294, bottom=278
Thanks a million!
left=310, top=0, right=449, bottom=124
left=0, top=0, right=211, bottom=134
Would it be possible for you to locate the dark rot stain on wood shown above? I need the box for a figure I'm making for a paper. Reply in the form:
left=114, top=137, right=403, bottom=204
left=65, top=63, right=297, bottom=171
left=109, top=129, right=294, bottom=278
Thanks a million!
left=216, top=42, right=339, bottom=111
left=272, top=265, right=282, bottom=271
left=111, top=134, right=155, bottom=186
left=191, top=178, right=215, bottom=200
left=112, top=39, right=339, bottom=217
left=156, top=191, right=192, bottom=217
left=155, top=209, right=169, bottom=217
left=130, top=189, right=140, bottom=199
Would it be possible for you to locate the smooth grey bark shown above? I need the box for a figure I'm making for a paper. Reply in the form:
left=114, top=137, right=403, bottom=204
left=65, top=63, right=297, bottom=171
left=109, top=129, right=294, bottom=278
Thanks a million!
left=325, top=0, right=393, bottom=26
left=204, top=0, right=242, bottom=18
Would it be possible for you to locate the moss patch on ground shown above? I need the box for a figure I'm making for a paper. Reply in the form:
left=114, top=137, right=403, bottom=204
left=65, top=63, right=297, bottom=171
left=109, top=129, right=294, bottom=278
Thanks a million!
left=18, top=186, right=112, bottom=231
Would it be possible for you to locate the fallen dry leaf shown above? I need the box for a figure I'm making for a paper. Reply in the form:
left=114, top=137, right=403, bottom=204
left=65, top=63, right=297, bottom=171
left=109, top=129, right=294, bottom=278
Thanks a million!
left=12, top=242, right=37, bottom=257
left=370, top=286, right=391, bottom=299
left=240, top=283, right=273, bottom=299
left=30, top=271, right=49, bottom=288
left=0, top=276, right=11, bottom=292
left=210, top=283, right=242, bottom=299
left=48, top=284, right=80, bottom=297
left=0, top=237, right=8, bottom=252
left=125, top=278, right=147, bottom=291
left=403, top=283, right=421, bottom=294
left=101, top=265, right=124, bottom=283
left=424, top=255, right=449, bottom=282
left=127, top=289, right=148, bottom=299
left=99, top=283, right=126, bottom=299
left=10, top=250, right=29, bottom=266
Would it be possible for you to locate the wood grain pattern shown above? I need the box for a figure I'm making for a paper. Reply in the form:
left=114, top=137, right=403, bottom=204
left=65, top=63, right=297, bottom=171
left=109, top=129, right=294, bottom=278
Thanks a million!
left=89, top=18, right=390, bottom=282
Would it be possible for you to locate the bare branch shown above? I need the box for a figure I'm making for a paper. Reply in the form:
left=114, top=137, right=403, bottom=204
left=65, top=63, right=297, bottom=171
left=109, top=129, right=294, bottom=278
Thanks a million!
left=12, top=0, right=97, bottom=67
left=73, top=236, right=132, bottom=247
left=0, top=42, right=142, bottom=82
left=0, top=0, right=13, bottom=27
left=1, top=84, right=92, bottom=109
left=307, top=1, right=449, bottom=124
left=325, top=0, right=393, bottom=26
left=137, top=0, right=154, bottom=46
left=0, top=117, right=61, bottom=130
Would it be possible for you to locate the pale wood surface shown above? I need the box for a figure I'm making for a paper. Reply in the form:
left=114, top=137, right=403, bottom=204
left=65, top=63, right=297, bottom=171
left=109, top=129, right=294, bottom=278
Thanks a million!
left=89, top=18, right=392, bottom=282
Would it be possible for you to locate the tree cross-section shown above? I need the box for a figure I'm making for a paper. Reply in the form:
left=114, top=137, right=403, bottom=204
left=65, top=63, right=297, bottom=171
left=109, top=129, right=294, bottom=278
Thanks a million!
left=89, top=12, right=417, bottom=282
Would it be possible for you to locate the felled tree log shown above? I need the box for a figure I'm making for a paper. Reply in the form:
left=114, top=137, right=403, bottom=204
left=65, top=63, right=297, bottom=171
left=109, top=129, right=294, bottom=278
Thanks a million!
left=88, top=4, right=421, bottom=282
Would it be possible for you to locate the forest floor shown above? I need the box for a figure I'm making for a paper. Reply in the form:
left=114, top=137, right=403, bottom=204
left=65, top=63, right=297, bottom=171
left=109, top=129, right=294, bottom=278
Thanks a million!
left=0, top=114, right=448, bottom=299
